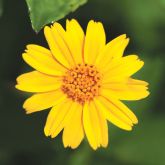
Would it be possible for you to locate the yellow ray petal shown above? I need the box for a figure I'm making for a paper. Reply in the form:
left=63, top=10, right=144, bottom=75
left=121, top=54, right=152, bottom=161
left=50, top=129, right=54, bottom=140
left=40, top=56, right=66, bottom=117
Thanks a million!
left=127, top=78, right=149, bottom=86
left=101, top=55, right=138, bottom=74
left=101, top=86, right=149, bottom=101
left=115, top=38, right=129, bottom=58
left=23, top=90, right=66, bottom=114
left=65, top=19, right=85, bottom=64
left=63, top=102, right=84, bottom=149
left=94, top=97, right=133, bottom=131
left=83, top=101, right=108, bottom=149
left=27, top=44, right=52, bottom=54
left=51, top=23, right=75, bottom=66
left=94, top=103, right=108, bottom=147
left=16, top=71, right=62, bottom=92
left=102, top=55, right=144, bottom=82
left=22, top=44, right=65, bottom=76
left=96, top=94, right=138, bottom=124
left=96, top=96, right=133, bottom=125
left=106, top=97, right=138, bottom=124
left=83, top=102, right=99, bottom=150
left=44, top=98, right=76, bottom=138
left=44, top=26, right=70, bottom=68
left=95, top=34, right=128, bottom=69
left=84, top=20, right=106, bottom=64
left=102, top=79, right=148, bottom=91
left=101, top=77, right=149, bottom=101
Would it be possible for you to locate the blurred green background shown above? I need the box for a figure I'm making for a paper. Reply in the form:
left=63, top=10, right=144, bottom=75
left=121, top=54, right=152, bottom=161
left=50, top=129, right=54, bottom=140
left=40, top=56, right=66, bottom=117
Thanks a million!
left=0, top=0, right=165, bottom=165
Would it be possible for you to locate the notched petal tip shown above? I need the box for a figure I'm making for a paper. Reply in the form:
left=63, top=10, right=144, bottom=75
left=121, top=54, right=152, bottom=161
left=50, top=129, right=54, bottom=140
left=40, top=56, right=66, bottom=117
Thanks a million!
left=87, top=20, right=95, bottom=25
left=22, top=100, right=37, bottom=114
left=15, top=84, right=27, bottom=92
left=142, top=90, right=150, bottom=98
left=23, top=103, right=33, bottom=114
left=26, top=44, right=35, bottom=50
left=25, top=111, right=31, bottom=115
left=63, top=143, right=78, bottom=150
left=66, top=18, right=70, bottom=23
left=44, top=126, right=50, bottom=137
left=134, top=119, right=138, bottom=125
left=70, top=146, right=77, bottom=149
left=22, top=105, right=28, bottom=110
left=144, top=82, right=149, bottom=87
left=15, top=84, right=21, bottom=90
left=125, top=37, right=130, bottom=44
left=66, top=18, right=76, bottom=23
left=90, top=145, right=98, bottom=150
left=127, top=126, right=133, bottom=131
left=24, top=109, right=35, bottom=115
left=22, top=53, right=27, bottom=61
left=44, top=26, right=51, bottom=36
left=119, top=34, right=127, bottom=39
left=15, top=83, right=18, bottom=88
left=44, top=25, right=50, bottom=30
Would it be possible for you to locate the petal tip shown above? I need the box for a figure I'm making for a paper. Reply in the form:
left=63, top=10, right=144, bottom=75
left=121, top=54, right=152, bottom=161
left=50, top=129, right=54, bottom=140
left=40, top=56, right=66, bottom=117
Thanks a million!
left=15, top=84, right=18, bottom=89
left=22, top=53, right=27, bottom=60
left=44, top=26, right=51, bottom=35
left=44, top=127, right=50, bottom=137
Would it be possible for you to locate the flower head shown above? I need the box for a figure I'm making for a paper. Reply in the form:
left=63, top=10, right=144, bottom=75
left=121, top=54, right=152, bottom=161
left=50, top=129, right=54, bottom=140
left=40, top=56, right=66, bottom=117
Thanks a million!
left=16, top=19, right=149, bottom=150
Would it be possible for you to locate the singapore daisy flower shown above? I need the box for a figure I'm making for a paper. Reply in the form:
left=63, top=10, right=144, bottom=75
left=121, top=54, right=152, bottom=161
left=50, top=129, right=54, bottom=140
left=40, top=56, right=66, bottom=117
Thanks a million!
left=16, top=19, right=149, bottom=150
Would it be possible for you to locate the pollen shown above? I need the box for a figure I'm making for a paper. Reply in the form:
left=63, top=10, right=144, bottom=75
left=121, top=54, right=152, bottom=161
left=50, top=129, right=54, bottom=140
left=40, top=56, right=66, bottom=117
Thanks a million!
left=61, top=64, right=101, bottom=104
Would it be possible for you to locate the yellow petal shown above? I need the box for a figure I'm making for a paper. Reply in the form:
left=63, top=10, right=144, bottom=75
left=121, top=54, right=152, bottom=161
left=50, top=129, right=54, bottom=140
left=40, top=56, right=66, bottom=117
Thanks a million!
left=51, top=23, right=75, bottom=66
left=94, top=102, right=108, bottom=148
left=115, top=38, right=129, bottom=58
left=101, top=87, right=149, bottom=101
left=44, top=26, right=70, bottom=68
left=44, top=98, right=75, bottom=138
left=95, top=34, right=128, bottom=69
left=105, top=55, right=138, bottom=73
left=23, top=90, right=66, bottom=114
left=65, top=19, right=85, bottom=64
left=101, top=77, right=149, bottom=101
left=106, top=97, right=138, bottom=124
left=127, top=78, right=149, bottom=86
left=83, top=102, right=98, bottom=150
left=23, top=44, right=65, bottom=76
left=96, top=97, right=133, bottom=125
left=63, top=102, right=84, bottom=149
left=84, top=20, right=106, bottom=64
left=102, top=55, right=144, bottom=82
left=97, top=96, right=138, bottom=124
left=83, top=101, right=108, bottom=149
left=94, top=97, right=133, bottom=131
left=102, top=78, right=148, bottom=91
left=16, top=71, right=61, bottom=92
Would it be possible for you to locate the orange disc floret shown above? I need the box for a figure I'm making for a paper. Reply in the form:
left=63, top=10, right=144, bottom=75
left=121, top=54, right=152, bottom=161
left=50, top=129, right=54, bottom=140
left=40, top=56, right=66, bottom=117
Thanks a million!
left=61, top=64, right=101, bottom=104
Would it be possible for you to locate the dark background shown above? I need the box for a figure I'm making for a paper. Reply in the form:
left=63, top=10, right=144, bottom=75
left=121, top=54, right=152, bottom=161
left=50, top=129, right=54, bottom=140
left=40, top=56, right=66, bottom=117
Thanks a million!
left=0, top=0, right=165, bottom=165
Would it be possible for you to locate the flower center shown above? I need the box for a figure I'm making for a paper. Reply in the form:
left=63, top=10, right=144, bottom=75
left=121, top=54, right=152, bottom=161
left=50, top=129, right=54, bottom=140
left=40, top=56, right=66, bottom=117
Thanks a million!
left=61, top=64, right=101, bottom=104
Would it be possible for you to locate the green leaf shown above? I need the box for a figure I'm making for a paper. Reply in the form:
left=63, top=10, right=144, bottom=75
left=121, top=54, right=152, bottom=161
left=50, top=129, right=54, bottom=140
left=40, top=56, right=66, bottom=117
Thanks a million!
left=26, top=0, right=87, bottom=32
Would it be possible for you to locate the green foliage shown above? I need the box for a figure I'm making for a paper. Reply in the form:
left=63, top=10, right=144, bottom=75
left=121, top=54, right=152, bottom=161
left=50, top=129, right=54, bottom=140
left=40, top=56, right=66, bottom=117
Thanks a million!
left=111, top=116, right=165, bottom=165
left=0, top=0, right=3, bottom=16
left=26, top=0, right=87, bottom=32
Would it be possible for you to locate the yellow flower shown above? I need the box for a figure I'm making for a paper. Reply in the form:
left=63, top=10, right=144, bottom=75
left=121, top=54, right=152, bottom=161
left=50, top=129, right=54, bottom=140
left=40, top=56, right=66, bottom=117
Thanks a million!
left=16, top=19, right=149, bottom=150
